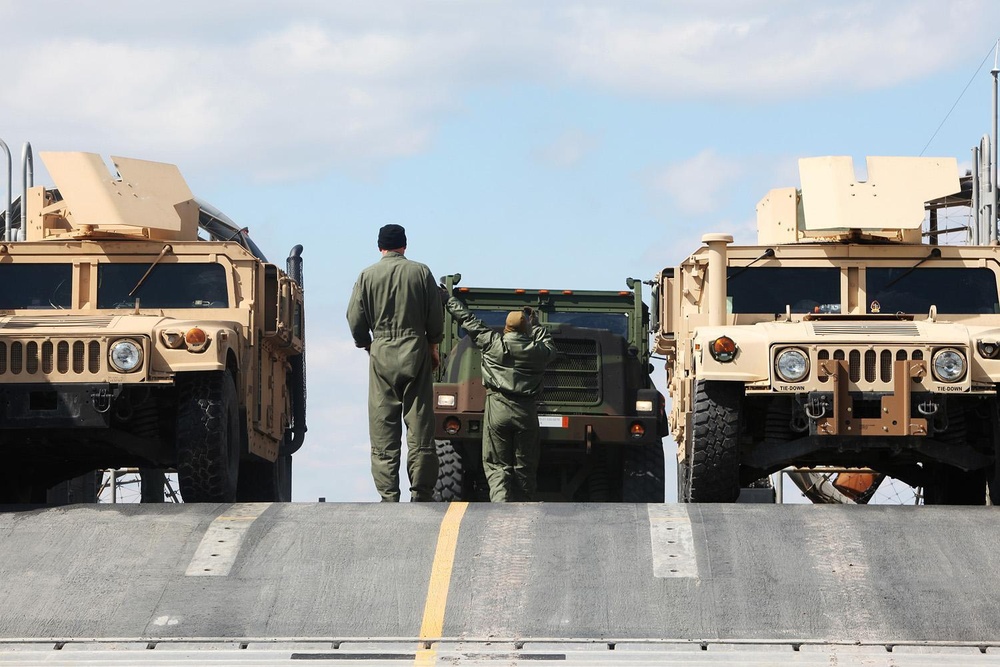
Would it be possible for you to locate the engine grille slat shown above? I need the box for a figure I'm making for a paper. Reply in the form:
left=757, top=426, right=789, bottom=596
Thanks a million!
left=0, top=337, right=107, bottom=379
left=810, top=346, right=930, bottom=388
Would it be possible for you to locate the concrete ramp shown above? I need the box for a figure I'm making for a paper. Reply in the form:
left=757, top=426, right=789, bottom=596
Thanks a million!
left=1, top=502, right=1000, bottom=665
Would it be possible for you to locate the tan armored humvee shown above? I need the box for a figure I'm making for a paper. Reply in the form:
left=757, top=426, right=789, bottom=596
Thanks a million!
left=0, top=148, right=305, bottom=503
left=655, top=155, right=1000, bottom=504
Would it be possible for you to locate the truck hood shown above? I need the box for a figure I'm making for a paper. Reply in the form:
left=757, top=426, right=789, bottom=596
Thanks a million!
left=747, top=318, right=973, bottom=344
left=0, top=313, right=245, bottom=336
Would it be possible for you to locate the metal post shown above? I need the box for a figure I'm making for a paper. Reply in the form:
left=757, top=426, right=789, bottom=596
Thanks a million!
left=774, top=471, right=784, bottom=504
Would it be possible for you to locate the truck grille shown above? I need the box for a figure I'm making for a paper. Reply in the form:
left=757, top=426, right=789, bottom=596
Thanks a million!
left=0, top=339, right=105, bottom=379
left=815, top=347, right=924, bottom=386
left=542, top=339, right=600, bottom=404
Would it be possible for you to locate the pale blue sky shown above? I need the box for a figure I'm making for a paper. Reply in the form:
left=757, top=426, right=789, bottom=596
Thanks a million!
left=2, top=2, right=999, bottom=501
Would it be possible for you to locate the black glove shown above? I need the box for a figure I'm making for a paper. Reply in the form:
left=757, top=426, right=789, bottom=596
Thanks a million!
left=439, top=284, right=451, bottom=302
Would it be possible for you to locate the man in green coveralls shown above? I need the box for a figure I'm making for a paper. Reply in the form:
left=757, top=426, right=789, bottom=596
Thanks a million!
left=347, top=224, right=443, bottom=501
left=443, top=294, right=559, bottom=501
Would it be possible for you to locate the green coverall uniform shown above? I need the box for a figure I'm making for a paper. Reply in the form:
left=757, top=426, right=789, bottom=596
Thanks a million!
left=445, top=296, right=559, bottom=502
left=347, top=252, right=444, bottom=501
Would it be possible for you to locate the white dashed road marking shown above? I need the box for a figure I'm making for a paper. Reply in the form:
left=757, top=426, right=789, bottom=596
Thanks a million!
left=648, top=504, right=699, bottom=578
left=185, top=503, right=271, bottom=577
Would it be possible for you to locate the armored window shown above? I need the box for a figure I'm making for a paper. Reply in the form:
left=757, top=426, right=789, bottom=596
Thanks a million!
left=0, top=264, right=73, bottom=309
left=866, top=267, right=999, bottom=315
left=726, top=267, right=840, bottom=314
left=97, top=262, right=230, bottom=309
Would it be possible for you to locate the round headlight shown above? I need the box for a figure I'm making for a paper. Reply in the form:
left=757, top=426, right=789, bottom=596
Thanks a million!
left=109, top=339, right=143, bottom=373
left=775, top=348, right=809, bottom=383
left=932, top=348, right=966, bottom=383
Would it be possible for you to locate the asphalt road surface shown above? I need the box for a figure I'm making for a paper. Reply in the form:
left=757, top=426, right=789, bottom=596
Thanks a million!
left=1, top=501, right=999, bottom=665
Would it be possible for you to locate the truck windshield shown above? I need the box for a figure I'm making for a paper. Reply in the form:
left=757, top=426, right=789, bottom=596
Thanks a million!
left=98, top=263, right=230, bottom=309
left=727, top=267, right=840, bottom=314
left=462, top=310, right=629, bottom=337
left=547, top=312, right=628, bottom=337
left=866, top=267, right=999, bottom=314
left=0, top=264, right=73, bottom=309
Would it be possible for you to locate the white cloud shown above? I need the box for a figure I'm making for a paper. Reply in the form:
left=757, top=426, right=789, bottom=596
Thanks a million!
left=649, top=148, right=745, bottom=215
left=534, top=129, right=600, bottom=168
left=0, top=1, right=993, bottom=181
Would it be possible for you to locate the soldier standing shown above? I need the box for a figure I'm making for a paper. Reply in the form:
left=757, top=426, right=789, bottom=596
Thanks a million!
left=347, top=224, right=443, bottom=501
left=443, top=294, right=558, bottom=501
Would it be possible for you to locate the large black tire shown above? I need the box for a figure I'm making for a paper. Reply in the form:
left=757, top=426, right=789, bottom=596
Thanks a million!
left=237, top=454, right=292, bottom=502
left=677, top=454, right=689, bottom=503
left=924, top=464, right=987, bottom=505
left=584, top=451, right=611, bottom=502
left=925, top=405, right=987, bottom=505
left=686, top=380, right=742, bottom=503
left=176, top=371, right=240, bottom=503
left=140, top=468, right=167, bottom=503
left=622, top=443, right=666, bottom=503
left=434, top=440, right=465, bottom=501
left=0, top=474, right=46, bottom=504
left=47, top=471, right=100, bottom=505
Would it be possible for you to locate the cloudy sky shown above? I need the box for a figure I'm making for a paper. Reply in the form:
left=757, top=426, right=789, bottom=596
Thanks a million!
left=3, top=1, right=999, bottom=501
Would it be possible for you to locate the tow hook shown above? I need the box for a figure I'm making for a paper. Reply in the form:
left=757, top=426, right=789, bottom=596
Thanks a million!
left=917, top=400, right=939, bottom=417
left=804, top=396, right=829, bottom=420
left=92, top=388, right=114, bottom=414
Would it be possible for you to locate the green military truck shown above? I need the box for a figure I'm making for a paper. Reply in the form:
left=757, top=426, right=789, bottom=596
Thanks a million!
left=656, top=153, right=1000, bottom=504
left=0, top=144, right=305, bottom=503
left=432, top=273, right=667, bottom=502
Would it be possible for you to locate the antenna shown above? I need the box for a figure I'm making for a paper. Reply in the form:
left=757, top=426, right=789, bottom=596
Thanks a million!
left=0, top=139, right=10, bottom=241
left=992, top=39, right=999, bottom=243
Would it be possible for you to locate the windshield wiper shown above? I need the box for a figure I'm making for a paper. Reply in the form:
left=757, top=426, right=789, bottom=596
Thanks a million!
left=128, top=245, right=173, bottom=298
left=728, top=248, right=775, bottom=281
left=880, top=247, right=942, bottom=291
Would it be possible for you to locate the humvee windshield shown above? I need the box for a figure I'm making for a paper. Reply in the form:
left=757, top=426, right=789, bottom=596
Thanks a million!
left=726, top=265, right=1000, bottom=315
left=727, top=267, right=840, bottom=314
left=866, top=267, right=999, bottom=314
left=463, top=310, right=629, bottom=337
left=0, top=264, right=73, bottom=309
left=98, top=263, right=230, bottom=309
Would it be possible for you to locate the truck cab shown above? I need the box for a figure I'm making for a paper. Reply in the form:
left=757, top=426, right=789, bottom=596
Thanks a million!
left=433, top=274, right=667, bottom=501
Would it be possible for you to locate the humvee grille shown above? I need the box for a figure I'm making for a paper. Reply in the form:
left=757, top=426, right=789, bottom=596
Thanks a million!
left=810, top=322, right=921, bottom=336
left=0, top=339, right=105, bottom=379
left=815, top=347, right=924, bottom=385
left=542, top=339, right=600, bottom=404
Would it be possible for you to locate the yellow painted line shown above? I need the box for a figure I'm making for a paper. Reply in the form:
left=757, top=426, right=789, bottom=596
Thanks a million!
left=414, top=502, right=468, bottom=667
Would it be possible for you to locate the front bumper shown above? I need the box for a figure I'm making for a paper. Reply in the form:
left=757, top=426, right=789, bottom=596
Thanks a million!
left=0, top=383, right=122, bottom=429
